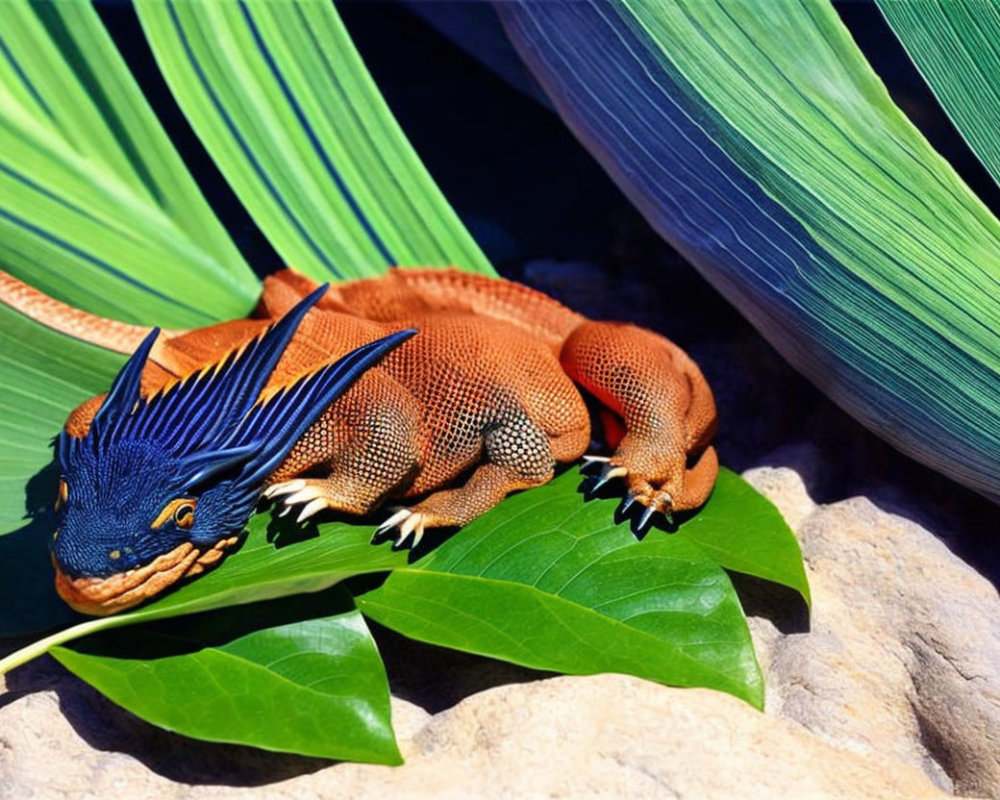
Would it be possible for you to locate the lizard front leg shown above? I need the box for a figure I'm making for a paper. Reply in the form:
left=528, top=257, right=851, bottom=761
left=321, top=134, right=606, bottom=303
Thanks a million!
left=265, top=371, right=423, bottom=520
left=560, top=320, right=718, bottom=527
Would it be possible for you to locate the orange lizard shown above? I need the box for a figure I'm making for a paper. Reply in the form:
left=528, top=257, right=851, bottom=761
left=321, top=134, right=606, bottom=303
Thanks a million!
left=2, top=268, right=717, bottom=615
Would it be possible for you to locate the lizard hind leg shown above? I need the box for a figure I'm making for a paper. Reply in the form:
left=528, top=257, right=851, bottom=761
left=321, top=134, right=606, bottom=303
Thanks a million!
left=560, top=320, right=719, bottom=526
left=377, top=409, right=558, bottom=550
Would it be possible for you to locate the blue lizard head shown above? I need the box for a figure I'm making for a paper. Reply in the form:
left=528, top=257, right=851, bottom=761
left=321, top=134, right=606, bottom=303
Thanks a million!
left=51, top=286, right=414, bottom=616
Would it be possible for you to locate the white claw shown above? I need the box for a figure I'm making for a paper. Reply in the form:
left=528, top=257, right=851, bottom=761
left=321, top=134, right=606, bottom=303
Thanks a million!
left=297, top=498, right=328, bottom=523
left=278, top=505, right=293, bottom=518
left=398, top=512, right=426, bottom=549
left=603, top=466, right=628, bottom=481
left=284, top=486, right=324, bottom=506
left=263, top=479, right=305, bottom=499
left=375, top=508, right=412, bottom=537
left=394, top=527, right=413, bottom=549
left=582, top=455, right=611, bottom=464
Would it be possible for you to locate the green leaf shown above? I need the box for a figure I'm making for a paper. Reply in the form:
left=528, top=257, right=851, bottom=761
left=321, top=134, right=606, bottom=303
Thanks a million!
left=679, top=470, right=810, bottom=607
left=873, top=0, right=1000, bottom=190
left=1, top=467, right=801, bottom=706
left=133, top=0, right=493, bottom=280
left=357, top=468, right=804, bottom=709
left=51, top=588, right=401, bottom=764
left=0, top=1, right=257, bottom=325
left=497, top=0, right=1000, bottom=503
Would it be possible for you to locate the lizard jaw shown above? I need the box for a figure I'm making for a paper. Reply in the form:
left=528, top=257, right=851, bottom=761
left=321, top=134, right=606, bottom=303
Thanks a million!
left=53, top=537, right=239, bottom=616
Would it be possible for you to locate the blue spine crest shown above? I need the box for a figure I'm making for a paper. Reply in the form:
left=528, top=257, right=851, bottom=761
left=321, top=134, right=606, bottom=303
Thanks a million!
left=58, top=284, right=416, bottom=498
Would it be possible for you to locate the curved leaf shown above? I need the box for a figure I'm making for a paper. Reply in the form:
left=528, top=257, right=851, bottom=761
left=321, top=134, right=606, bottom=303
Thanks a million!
left=874, top=0, right=1000, bottom=190
left=680, top=470, right=809, bottom=606
left=133, top=0, right=493, bottom=280
left=0, top=504, right=408, bottom=640
left=0, top=1, right=257, bottom=325
left=357, top=468, right=806, bottom=709
left=497, top=0, right=1000, bottom=503
left=52, top=589, right=401, bottom=764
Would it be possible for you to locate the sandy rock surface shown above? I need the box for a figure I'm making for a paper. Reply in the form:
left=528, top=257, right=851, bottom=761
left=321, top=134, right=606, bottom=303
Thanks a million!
left=3, top=462, right=997, bottom=799
left=744, top=464, right=1000, bottom=798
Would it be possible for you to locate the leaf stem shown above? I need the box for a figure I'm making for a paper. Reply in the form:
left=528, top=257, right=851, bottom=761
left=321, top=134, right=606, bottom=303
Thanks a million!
left=0, top=617, right=113, bottom=676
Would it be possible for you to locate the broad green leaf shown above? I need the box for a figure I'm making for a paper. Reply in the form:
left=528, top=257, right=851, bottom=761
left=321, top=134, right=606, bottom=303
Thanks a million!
left=497, top=0, right=1000, bottom=503
left=1, top=466, right=800, bottom=704
left=133, top=0, right=493, bottom=280
left=52, top=589, right=401, bottom=764
left=0, top=1, right=257, bottom=325
left=357, top=468, right=804, bottom=708
left=679, top=470, right=809, bottom=606
left=874, top=0, right=1000, bottom=190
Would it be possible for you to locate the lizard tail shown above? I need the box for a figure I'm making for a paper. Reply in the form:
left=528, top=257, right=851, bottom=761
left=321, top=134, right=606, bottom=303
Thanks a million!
left=0, top=270, right=182, bottom=355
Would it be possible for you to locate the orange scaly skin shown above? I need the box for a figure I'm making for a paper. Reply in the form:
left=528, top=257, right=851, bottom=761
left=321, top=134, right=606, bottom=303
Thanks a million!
left=54, top=268, right=718, bottom=544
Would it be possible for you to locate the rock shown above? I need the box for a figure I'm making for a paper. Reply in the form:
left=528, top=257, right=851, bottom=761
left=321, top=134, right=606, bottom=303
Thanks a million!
left=743, top=469, right=1000, bottom=798
left=756, top=498, right=1000, bottom=797
left=0, top=674, right=946, bottom=799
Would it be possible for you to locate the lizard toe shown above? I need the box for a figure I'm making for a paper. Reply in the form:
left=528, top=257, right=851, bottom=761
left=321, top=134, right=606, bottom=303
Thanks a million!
left=580, top=454, right=612, bottom=472
left=373, top=508, right=429, bottom=550
left=262, top=478, right=306, bottom=499
left=582, top=461, right=628, bottom=497
left=612, top=481, right=677, bottom=531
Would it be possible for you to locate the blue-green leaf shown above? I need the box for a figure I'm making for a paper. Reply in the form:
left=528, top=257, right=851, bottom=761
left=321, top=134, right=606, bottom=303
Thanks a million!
left=0, top=0, right=257, bottom=325
left=133, top=0, right=493, bottom=280
left=497, top=0, right=1000, bottom=503
left=874, top=0, right=1000, bottom=191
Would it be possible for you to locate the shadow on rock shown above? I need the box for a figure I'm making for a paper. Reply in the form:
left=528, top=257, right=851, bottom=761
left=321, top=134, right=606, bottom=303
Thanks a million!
left=54, top=677, right=332, bottom=786
left=730, top=573, right=809, bottom=636
left=371, top=621, right=552, bottom=715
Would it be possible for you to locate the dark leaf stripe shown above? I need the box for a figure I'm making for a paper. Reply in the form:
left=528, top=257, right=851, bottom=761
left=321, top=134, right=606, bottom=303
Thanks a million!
left=0, top=207, right=207, bottom=319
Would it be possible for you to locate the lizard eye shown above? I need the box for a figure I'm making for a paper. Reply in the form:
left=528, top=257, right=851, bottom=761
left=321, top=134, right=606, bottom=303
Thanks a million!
left=54, top=478, right=68, bottom=512
left=152, top=498, right=197, bottom=530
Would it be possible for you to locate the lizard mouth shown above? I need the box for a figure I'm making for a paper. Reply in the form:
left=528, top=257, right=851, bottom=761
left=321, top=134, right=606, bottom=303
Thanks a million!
left=53, top=536, right=239, bottom=616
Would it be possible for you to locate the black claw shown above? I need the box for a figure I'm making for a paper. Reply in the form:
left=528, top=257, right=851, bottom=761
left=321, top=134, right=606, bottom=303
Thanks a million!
left=587, top=475, right=612, bottom=497
left=636, top=504, right=657, bottom=533
left=620, top=492, right=637, bottom=515
left=588, top=463, right=627, bottom=498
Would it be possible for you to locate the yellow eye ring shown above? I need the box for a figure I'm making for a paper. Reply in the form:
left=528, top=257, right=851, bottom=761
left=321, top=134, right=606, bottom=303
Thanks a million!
left=173, top=502, right=195, bottom=529
left=152, top=497, right=197, bottom=530
left=54, top=478, right=68, bottom=512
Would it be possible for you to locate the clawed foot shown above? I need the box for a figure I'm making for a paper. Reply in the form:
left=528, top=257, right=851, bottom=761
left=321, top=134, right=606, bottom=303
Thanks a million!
left=373, top=507, right=430, bottom=550
left=263, top=479, right=335, bottom=523
left=263, top=480, right=443, bottom=550
left=580, top=455, right=675, bottom=531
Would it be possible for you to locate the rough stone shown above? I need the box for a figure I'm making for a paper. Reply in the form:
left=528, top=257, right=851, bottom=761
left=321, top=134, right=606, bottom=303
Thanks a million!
left=744, top=481, right=1000, bottom=798
left=0, top=675, right=947, bottom=800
